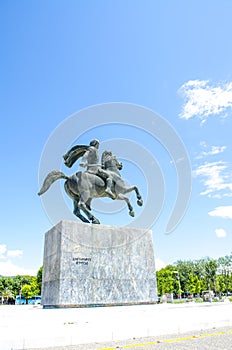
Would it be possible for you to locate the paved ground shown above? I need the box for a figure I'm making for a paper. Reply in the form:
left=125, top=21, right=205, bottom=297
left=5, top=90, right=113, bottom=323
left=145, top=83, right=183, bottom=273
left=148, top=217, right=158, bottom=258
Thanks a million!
left=25, top=326, right=232, bottom=350
left=1, top=301, right=232, bottom=350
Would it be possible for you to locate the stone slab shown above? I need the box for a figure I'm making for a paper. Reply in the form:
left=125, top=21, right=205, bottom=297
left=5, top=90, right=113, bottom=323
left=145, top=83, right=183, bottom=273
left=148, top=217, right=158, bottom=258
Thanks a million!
left=42, top=220, right=157, bottom=307
left=2, top=303, right=232, bottom=350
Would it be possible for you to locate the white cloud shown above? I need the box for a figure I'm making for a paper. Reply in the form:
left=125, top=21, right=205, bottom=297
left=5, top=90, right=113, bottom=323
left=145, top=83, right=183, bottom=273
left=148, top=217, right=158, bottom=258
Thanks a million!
left=155, top=258, right=166, bottom=271
left=208, top=206, right=232, bottom=219
left=0, top=244, right=7, bottom=258
left=0, top=244, right=23, bottom=259
left=0, top=260, right=36, bottom=276
left=7, top=250, right=23, bottom=258
left=194, top=161, right=232, bottom=198
left=215, top=228, right=227, bottom=238
left=178, top=80, right=232, bottom=122
left=209, top=146, right=227, bottom=155
left=0, top=244, right=34, bottom=277
left=196, top=142, right=226, bottom=159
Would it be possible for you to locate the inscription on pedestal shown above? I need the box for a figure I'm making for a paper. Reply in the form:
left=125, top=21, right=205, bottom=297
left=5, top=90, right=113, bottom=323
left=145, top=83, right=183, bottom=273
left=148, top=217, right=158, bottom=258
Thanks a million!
left=73, top=257, right=91, bottom=265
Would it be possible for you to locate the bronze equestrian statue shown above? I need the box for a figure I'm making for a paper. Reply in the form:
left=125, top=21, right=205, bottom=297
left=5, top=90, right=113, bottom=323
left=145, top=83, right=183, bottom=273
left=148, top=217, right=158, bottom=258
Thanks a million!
left=38, top=140, right=143, bottom=224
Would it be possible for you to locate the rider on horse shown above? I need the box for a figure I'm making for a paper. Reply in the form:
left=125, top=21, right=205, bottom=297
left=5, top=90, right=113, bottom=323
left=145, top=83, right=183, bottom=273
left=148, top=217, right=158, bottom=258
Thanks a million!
left=79, top=139, right=115, bottom=199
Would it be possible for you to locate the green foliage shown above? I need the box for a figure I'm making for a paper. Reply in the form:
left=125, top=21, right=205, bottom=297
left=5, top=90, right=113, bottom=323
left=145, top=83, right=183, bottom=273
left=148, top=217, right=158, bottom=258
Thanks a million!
left=0, top=267, right=42, bottom=303
left=204, top=259, right=218, bottom=290
left=12, top=275, right=35, bottom=296
left=186, top=273, right=197, bottom=294
left=215, top=275, right=226, bottom=295
left=36, top=266, right=43, bottom=294
left=195, top=278, right=204, bottom=295
left=0, top=277, right=12, bottom=292
left=2, top=287, right=15, bottom=302
left=218, top=253, right=232, bottom=267
left=157, top=253, right=232, bottom=299
left=156, top=265, right=175, bottom=295
left=21, top=277, right=39, bottom=300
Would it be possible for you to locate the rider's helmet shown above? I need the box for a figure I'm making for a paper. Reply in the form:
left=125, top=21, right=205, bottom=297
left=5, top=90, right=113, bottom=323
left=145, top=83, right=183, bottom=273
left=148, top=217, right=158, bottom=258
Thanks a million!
left=89, top=139, right=100, bottom=148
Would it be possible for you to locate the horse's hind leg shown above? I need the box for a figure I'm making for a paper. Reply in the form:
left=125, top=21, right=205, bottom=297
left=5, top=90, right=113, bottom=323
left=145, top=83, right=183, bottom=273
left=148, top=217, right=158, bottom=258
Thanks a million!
left=86, top=198, right=92, bottom=211
left=78, top=192, right=100, bottom=224
left=79, top=202, right=100, bottom=224
left=117, top=194, right=135, bottom=217
left=73, top=200, right=90, bottom=223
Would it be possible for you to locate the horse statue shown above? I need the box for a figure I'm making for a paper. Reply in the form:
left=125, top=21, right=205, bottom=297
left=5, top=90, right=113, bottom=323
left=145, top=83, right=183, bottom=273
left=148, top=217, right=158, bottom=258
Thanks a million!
left=38, top=150, right=143, bottom=224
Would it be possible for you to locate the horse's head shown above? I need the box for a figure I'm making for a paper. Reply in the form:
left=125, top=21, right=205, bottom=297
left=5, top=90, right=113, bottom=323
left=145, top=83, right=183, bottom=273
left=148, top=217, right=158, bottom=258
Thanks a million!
left=101, top=150, right=123, bottom=172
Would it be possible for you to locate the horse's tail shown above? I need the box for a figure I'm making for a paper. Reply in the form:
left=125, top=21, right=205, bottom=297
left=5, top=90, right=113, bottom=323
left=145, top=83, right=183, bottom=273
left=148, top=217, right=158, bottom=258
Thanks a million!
left=38, top=170, right=68, bottom=195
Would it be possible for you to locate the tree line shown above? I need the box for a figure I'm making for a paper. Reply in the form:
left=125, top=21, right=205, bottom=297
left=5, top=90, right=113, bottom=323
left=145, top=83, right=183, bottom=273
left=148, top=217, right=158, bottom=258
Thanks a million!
left=156, top=253, right=232, bottom=298
left=0, top=266, right=42, bottom=304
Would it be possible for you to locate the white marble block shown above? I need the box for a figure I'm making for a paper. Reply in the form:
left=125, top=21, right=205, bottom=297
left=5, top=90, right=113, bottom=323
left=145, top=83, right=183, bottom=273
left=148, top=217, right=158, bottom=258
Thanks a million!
left=42, top=220, right=158, bottom=307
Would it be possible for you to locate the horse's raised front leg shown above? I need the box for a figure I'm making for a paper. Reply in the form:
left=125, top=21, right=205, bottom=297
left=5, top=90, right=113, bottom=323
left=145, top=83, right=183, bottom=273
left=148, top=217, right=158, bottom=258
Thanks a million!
left=121, top=186, right=143, bottom=207
left=117, top=194, right=135, bottom=217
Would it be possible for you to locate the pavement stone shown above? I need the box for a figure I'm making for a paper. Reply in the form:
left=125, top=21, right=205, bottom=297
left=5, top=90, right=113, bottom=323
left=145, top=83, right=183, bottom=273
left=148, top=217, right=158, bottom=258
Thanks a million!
left=1, top=301, right=232, bottom=350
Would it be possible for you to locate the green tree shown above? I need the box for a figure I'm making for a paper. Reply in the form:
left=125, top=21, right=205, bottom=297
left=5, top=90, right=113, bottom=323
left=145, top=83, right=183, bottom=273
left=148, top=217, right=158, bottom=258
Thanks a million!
left=218, top=253, right=232, bottom=268
left=195, top=278, right=204, bottom=296
left=156, top=265, right=176, bottom=295
left=2, top=287, right=15, bottom=304
left=21, top=277, right=39, bottom=303
left=11, top=275, right=34, bottom=297
left=186, top=273, right=197, bottom=294
left=36, top=266, right=43, bottom=294
left=228, top=274, right=232, bottom=293
left=215, top=275, right=226, bottom=296
left=156, top=254, right=232, bottom=301
left=0, top=277, right=14, bottom=298
left=205, top=259, right=218, bottom=291
left=0, top=276, right=12, bottom=290
left=174, top=260, right=195, bottom=293
left=217, top=253, right=232, bottom=295
left=193, top=259, right=208, bottom=280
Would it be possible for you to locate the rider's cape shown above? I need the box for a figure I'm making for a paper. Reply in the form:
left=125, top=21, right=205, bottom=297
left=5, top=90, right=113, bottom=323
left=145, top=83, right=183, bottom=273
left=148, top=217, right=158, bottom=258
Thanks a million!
left=63, top=145, right=89, bottom=168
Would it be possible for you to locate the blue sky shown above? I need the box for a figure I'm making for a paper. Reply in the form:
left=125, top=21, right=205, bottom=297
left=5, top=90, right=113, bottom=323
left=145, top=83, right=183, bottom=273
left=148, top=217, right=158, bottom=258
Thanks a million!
left=1, top=0, right=232, bottom=275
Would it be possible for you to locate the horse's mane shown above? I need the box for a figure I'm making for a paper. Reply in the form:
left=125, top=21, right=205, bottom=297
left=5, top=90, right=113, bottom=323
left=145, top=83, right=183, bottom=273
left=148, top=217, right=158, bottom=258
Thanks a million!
left=101, top=150, right=112, bottom=169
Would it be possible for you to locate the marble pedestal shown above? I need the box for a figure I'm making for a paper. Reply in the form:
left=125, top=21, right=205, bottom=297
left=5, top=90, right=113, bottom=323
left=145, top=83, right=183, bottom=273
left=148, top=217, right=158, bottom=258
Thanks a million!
left=42, top=220, right=158, bottom=308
